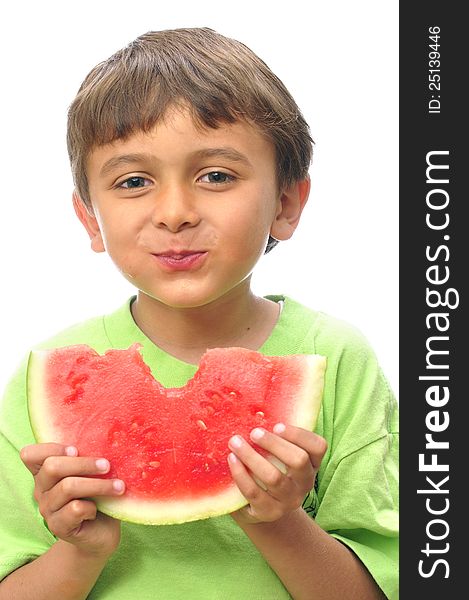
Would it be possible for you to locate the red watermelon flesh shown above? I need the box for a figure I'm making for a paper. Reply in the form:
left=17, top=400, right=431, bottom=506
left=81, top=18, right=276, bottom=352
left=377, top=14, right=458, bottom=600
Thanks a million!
left=27, top=344, right=326, bottom=525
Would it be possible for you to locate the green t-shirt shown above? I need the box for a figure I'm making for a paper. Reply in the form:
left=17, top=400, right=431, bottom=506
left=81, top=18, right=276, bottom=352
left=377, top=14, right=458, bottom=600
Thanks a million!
left=0, top=296, right=399, bottom=599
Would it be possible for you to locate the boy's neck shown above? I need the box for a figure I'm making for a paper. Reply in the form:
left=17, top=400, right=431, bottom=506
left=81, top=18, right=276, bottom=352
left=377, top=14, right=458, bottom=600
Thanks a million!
left=131, top=282, right=280, bottom=365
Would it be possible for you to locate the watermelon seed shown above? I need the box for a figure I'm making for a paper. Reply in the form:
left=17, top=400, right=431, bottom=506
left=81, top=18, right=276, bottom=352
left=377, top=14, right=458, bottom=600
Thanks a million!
left=149, top=461, right=160, bottom=468
left=206, top=454, right=219, bottom=466
left=222, top=400, right=233, bottom=411
left=222, top=387, right=241, bottom=400
left=66, top=371, right=89, bottom=386
left=63, top=391, right=79, bottom=404
left=109, top=429, right=124, bottom=447
left=256, top=411, right=265, bottom=418
left=196, top=419, right=208, bottom=430
left=141, top=471, right=148, bottom=479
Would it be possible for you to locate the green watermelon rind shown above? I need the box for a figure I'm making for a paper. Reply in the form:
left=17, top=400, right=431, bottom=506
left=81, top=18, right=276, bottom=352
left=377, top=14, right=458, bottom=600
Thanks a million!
left=27, top=348, right=326, bottom=525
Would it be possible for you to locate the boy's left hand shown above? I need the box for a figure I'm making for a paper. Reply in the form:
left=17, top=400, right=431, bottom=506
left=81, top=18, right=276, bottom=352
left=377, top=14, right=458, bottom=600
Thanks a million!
left=227, top=424, right=327, bottom=524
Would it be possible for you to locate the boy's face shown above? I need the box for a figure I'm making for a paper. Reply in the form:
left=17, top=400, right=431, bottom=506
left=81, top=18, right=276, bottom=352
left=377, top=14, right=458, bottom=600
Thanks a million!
left=80, top=108, right=303, bottom=309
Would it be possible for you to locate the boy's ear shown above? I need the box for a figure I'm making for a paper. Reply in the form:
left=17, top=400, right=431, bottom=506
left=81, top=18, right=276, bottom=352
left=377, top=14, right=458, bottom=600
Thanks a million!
left=72, top=191, right=105, bottom=253
left=270, top=177, right=311, bottom=241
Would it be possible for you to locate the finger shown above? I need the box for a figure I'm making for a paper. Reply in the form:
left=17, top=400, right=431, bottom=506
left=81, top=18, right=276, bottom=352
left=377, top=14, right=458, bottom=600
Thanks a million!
left=228, top=435, right=291, bottom=496
left=249, top=428, right=315, bottom=491
left=35, top=455, right=112, bottom=492
left=227, top=453, right=283, bottom=522
left=45, top=476, right=125, bottom=513
left=47, top=499, right=98, bottom=540
left=271, top=424, right=328, bottom=470
left=20, top=443, right=77, bottom=476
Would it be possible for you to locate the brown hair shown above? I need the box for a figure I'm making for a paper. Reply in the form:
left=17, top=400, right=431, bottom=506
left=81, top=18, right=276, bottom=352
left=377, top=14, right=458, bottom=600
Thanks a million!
left=67, top=28, right=313, bottom=250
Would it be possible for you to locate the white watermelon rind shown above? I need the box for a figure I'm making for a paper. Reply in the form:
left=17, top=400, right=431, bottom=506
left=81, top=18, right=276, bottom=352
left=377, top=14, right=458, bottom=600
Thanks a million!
left=27, top=349, right=326, bottom=525
left=28, top=349, right=61, bottom=445
left=96, top=483, right=250, bottom=525
left=289, top=354, right=326, bottom=432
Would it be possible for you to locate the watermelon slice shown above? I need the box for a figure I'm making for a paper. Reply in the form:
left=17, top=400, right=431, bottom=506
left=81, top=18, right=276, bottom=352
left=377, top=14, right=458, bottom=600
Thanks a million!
left=27, top=345, right=325, bottom=525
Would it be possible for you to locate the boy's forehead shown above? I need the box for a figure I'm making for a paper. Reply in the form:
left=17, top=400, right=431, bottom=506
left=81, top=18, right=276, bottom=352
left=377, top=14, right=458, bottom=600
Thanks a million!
left=87, top=110, right=274, bottom=173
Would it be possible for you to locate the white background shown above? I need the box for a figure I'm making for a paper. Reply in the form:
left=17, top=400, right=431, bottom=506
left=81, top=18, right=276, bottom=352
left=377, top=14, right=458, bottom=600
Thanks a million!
left=0, top=1, right=398, bottom=398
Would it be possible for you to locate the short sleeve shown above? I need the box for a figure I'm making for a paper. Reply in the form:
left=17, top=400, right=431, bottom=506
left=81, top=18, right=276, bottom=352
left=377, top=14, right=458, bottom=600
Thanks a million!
left=0, top=361, right=56, bottom=581
left=310, top=313, right=399, bottom=600
left=316, top=432, right=399, bottom=599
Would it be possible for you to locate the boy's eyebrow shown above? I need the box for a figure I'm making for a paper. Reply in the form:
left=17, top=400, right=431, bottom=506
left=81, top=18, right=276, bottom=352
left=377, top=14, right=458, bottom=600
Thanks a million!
left=99, top=153, right=154, bottom=177
left=99, top=147, right=253, bottom=177
left=190, top=147, right=253, bottom=167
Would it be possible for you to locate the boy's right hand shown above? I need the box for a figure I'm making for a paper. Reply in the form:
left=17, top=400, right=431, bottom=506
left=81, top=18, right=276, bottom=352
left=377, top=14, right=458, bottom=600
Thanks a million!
left=20, top=443, right=125, bottom=559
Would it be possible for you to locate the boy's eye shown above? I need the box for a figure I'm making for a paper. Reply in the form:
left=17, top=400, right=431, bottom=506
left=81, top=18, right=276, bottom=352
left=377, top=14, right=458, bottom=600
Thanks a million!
left=118, top=176, right=151, bottom=189
left=198, top=171, right=234, bottom=185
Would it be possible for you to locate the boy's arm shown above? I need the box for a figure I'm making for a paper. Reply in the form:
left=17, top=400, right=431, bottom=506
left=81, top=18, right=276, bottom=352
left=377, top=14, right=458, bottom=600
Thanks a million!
left=0, top=443, right=124, bottom=600
left=232, top=509, right=386, bottom=600
left=0, top=540, right=109, bottom=600
left=228, top=424, right=387, bottom=600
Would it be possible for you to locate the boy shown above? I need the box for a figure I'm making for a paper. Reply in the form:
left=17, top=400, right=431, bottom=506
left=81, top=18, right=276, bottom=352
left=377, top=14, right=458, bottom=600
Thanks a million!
left=0, top=28, right=398, bottom=599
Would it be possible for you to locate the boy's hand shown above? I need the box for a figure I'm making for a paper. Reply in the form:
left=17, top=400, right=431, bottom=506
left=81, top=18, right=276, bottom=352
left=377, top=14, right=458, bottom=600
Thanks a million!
left=20, top=443, right=125, bottom=558
left=227, top=424, right=327, bottom=525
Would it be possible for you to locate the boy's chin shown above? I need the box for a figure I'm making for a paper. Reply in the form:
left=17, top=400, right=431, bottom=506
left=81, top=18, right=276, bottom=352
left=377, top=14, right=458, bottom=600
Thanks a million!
left=137, top=288, right=225, bottom=311
left=136, top=281, right=251, bottom=311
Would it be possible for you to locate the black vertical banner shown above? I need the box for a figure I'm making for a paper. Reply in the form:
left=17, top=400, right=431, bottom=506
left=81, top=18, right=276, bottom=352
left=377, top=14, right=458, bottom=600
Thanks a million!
left=400, top=2, right=465, bottom=597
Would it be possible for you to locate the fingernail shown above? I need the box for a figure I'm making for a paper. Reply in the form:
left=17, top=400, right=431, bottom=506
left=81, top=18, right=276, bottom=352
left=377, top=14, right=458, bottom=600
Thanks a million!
left=228, top=452, right=237, bottom=464
left=250, top=428, right=265, bottom=441
left=273, top=423, right=286, bottom=434
left=96, top=459, right=110, bottom=472
left=65, top=446, right=78, bottom=457
left=229, top=435, right=243, bottom=449
left=113, top=480, right=125, bottom=493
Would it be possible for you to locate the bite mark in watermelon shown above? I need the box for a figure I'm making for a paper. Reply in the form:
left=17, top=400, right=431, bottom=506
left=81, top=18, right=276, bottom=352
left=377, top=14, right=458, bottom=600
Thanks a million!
left=27, top=345, right=326, bottom=525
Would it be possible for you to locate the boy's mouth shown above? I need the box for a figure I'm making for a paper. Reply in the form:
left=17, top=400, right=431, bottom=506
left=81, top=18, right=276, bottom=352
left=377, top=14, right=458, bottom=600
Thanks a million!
left=152, top=250, right=208, bottom=271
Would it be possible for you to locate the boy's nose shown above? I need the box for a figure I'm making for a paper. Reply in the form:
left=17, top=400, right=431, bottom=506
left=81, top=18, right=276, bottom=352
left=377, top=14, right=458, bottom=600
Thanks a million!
left=150, top=185, right=201, bottom=233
